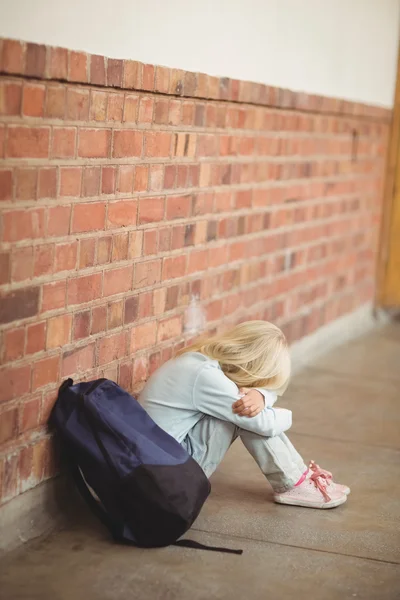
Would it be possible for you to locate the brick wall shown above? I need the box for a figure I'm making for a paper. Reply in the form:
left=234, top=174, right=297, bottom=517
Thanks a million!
left=0, top=38, right=390, bottom=506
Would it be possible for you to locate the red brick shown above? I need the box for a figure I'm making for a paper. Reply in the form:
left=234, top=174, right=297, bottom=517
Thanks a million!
left=124, top=295, right=139, bottom=324
left=73, top=310, right=90, bottom=340
left=1, top=39, right=24, bottom=74
left=111, top=232, right=129, bottom=261
left=107, top=299, right=124, bottom=329
left=7, top=126, right=50, bottom=158
left=49, top=46, right=68, bottom=79
left=209, top=245, right=229, bottom=267
left=130, top=321, right=157, bottom=352
left=47, top=205, right=71, bottom=237
left=3, top=327, right=25, bottom=362
left=97, top=236, right=112, bottom=265
left=91, top=306, right=107, bottom=334
left=107, top=93, right=124, bottom=121
left=182, top=101, right=195, bottom=125
left=166, top=195, right=191, bottom=220
left=98, top=331, right=126, bottom=366
left=128, top=231, right=143, bottom=259
left=162, top=166, right=175, bottom=191
left=25, top=43, right=46, bottom=78
left=138, top=196, right=165, bottom=224
left=108, top=200, right=137, bottom=228
left=107, top=58, right=123, bottom=87
left=79, top=238, right=97, bottom=269
left=150, top=165, right=164, bottom=192
left=2, top=208, right=45, bottom=242
left=22, top=83, right=45, bottom=117
left=142, top=64, right=155, bottom=91
left=0, top=252, right=10, bottom=285
left=77, top=236, right=96, bottom=270
left=38, top=167, right=57, bottom=199
left=26, top=322, right=46, bottom=355
left=138, top=97, right=154, bottom=123
left=45, top=85, right=65, bottom=118
left=32, top=356, right=59, bottom=391
left=119, top=360, right=133, bottom=390
left=0, top=287, right=39, bottom=326
left=157, top=316, right=182, bottom=342
left=78, top=237, right=97, bottom=267
left=54, top=241, right=77, bottom=272
left=15, top=167, right=37, bottom=201
left=133, top=356, right=148, bottom=388
left=188, top=249, right=209, bottom=274
left=0, top=124, right=5, bottom=159
left=72, top=203, right=106, bottom=233
left=82, top=166, right=100, bottom=197
left=89, top=90, right=107, bottom=121
left=52, top=127, right=76, bottom=158
left=0, top=81, right=22, bottom=115
left=34, top=244, right=54, bottom=277
left=169, top=69, right=185, bottom=95
left=42, top=280, right=66, bottom=312
left=78, top=129, right=111, bottom=158
left=154, top=98, right=169, bottom=124
left=0, top=364, right=31, bottom=404
left=59, top=167, right=81, bottom=197
left=62, top=343, right=95, bottom=377
left=67, top=273, right=102, bottom=305
left=0, top=169, right=13, bottom=201
left=155, top=66, right=170, bottom=94
left=117, top=165, right=135, bottom=193
left=47, top=314, right=72, bottom=349
left=169, top=100, right=181, bottom=125
left=103, top=266, right=133, bottom=297
left=134, top=260, right=162, bottom=289
left=113, top=130, right=143, bottom=158
left=123, top=95, right=139, bottom=122
left=20, top=397, right=41, bottom=433
left=102, top=166, right=116, bottom=194
left=144, top=229, right=158, bottom=255
left=11, top=246, right=33, bottom=282
left=163, top=255, right=186, bottom=280
left=144, top=132, right=171, bottom=158
left=0, top=407, right=18, bottom=444
left=133, top=165, right=149, bottom=191
left=68, top=51, right=88, bottom=82
left=123, top=59, right=141, bottom=88
left=66, top=88, right=89, bottom=120
left=90, top=55, right=106, bottom=85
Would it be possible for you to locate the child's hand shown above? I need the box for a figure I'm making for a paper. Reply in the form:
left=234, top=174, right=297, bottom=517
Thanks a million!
left=232, top=388, right=265, bottom=418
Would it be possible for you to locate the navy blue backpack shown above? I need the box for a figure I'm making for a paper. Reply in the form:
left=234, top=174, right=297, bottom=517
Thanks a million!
left=51, top=378, right=242, bottom=554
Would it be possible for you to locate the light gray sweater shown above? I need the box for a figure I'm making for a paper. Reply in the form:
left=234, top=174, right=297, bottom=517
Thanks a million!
left=140, top=352, right=292, bottom=443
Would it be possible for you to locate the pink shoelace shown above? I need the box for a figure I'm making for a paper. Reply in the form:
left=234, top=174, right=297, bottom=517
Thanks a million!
left=308, top=460, right=332, bottom=502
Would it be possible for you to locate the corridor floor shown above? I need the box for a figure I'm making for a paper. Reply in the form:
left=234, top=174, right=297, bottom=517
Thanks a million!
left=1, top=324, right=399, bottom=600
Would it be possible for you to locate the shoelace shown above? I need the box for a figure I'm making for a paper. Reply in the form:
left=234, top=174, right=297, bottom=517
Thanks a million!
left=308, top=460, right=332, bottom=502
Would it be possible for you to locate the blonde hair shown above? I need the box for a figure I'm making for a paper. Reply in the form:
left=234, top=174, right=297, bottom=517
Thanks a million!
left=178, top=320, right=290, bottom=392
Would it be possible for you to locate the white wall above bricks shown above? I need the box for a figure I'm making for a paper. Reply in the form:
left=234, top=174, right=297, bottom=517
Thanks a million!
left=1, top=0, right=399, bottom=107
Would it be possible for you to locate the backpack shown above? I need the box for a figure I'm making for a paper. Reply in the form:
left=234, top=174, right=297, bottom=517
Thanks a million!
left=50, top=378, right=242, bottom=554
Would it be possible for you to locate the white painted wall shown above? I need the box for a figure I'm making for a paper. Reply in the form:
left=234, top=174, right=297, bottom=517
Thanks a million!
left=1, top=0, right=399, bottom=106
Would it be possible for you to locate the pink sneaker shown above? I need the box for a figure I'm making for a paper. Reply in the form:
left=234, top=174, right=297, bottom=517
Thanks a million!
left=274, top=468, right=347, bottom=509
left=309, top=461, right=350, bottom=496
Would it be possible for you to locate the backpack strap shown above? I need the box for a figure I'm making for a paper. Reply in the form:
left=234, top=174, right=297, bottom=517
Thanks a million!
left=70, top=461, right=124, bottom=542
left=174, top=539, right=243, bottom=555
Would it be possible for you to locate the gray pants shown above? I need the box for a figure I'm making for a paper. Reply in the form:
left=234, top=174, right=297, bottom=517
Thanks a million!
left=182, top=415, right=307, bottom=493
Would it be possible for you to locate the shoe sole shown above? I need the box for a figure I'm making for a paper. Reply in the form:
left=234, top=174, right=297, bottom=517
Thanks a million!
left=274, top=494, right=347, bottom=509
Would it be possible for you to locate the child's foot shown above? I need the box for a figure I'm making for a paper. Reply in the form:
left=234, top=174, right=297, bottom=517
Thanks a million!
left=274, top=470, right=347, bottom=509
left=309, top=461, right=350, bottom=496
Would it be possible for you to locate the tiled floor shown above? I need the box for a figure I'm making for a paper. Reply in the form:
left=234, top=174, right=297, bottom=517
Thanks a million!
left=1, top=324, right=399, bottom=599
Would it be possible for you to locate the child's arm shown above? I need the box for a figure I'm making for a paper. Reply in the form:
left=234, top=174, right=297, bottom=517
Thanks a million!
left=193, top=363, right=292, bottom=437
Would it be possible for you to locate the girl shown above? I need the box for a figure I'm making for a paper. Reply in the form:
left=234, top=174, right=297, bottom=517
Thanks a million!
left=140, top=320, right=350, bottom=508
